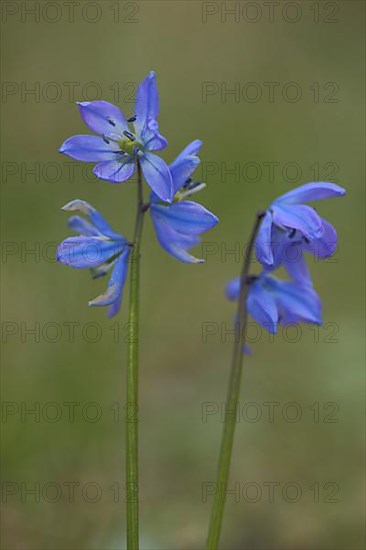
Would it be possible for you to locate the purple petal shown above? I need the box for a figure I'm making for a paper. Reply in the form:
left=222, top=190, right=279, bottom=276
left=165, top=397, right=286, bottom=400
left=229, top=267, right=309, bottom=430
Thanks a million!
left=59, top=135, right=120, bottom=162
left=140, top=152, right=173, bottom=202
left=77, top=101, right=128, bottom=136
left=255, top=212, right=274, bottom=266
left=269, top=278, right=322, bottom=325
left=247, top=279, right=279, bottom=334
left=275, top=182, right=346, bottom=205
left=282, top=244, right=312, bottom=286
left=134, top=71, right=159, bottom=140
left=226, top=278, right=240, bottom=301
left=151, top=201, right=218, bottom=235
left=302, top=219, right=338, bottom=258
left=93, top=159, right=135, bottom=183
left=272, top=203, right=323, bottom=240
left=57, top=237, right=123, bottom=269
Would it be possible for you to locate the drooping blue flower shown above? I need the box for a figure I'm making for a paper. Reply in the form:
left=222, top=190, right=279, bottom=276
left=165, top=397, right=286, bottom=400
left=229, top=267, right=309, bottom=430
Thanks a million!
left=59, top=71, right=173, bottom=202
left=56, top=200, right=130, bottom=317
left=150, top=140, right=219, bottom=263
left=226, top=272, right=322, bottom=336
left=255, top=182, right=346, bottom=282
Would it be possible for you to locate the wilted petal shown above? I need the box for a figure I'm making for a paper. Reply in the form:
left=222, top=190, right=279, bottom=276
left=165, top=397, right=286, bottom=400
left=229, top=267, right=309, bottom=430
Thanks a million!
left=93, top=158, right=135, bottom=183
left=140, top=152, right=173, bottom=202
left=247, top=280, right=279, bottom=334
left=275, top=182, right=346, bottom=205
left=57, top=237, right=122, bottom=269
left=77, top=101, right=128, bottom=136
left=272, top=203, right=323, bottom=240
left=151, top=201, right=218, bottom=235
left=59, top=135, right=120, bottom=162
left=89, top=248, right=130, bottom=316
left=255, top=212, right=274, bottom=266
left=61, top=199, right=122, bottom=240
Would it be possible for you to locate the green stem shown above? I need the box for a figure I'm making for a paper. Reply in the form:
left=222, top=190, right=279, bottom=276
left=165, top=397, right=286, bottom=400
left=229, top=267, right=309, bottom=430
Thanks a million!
left=126, top=161, right=145, bottom=549
left=206, top=211, right=265, bottom=550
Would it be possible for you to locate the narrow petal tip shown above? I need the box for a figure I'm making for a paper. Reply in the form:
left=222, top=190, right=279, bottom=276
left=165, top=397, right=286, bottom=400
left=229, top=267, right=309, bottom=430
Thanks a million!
left=61, top=199, right=93, bottom=214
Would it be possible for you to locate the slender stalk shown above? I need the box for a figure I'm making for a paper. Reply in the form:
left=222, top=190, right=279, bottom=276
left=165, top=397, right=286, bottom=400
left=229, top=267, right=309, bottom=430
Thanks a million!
left=126, top=161, right=145, bottom=549
left=206, top=211, right=265, bottom=550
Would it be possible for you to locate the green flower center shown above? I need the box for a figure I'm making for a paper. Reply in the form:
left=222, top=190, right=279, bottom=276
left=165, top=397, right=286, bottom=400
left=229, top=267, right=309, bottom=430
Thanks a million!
left=118, top=131, right=143, bottom=156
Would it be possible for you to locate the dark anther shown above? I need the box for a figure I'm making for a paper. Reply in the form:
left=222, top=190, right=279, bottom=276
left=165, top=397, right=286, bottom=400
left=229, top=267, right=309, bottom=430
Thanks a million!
left=183, top=179, right=201, bottom=190
left=107, top=116, right=116, bottom=127
left=183, top=178, right=193, bottom=188
left=102, top=136, right=110, bottom=144
left=127, top=115, right=137, bottom=123
left=303, top=236, right=310, bottom=244
left=123, top=130, right=136, bottom=141
left=246, top=275, right=258, bottom=285
left=288, top=228, right=296, bottom=239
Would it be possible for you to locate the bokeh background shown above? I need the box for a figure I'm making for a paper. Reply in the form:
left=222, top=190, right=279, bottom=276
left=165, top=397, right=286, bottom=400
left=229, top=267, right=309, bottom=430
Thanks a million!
left=1, top=1, right=365, bottom=549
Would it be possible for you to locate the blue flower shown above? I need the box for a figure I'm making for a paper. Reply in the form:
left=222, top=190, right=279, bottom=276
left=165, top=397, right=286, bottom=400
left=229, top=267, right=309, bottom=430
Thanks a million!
left=56, top=200, right=130, bottom=317
left=226, top=272, right=322, bottom=335
left=150, top=140, right=219, bottom=263
left=59, top=71, right=173, bottom=202
left=255, top=182, right=346, bottom=282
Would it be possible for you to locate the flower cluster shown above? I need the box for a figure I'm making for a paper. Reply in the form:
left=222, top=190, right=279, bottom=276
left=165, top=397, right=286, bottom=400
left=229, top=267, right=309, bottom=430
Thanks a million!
left=226, top=182, right=346, bottom=352
left=57, top=72, right=218, bottom=316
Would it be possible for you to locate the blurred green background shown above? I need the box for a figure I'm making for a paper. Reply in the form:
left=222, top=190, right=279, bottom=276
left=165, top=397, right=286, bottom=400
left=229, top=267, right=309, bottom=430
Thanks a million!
left=1, top=1, right=365, bottom=549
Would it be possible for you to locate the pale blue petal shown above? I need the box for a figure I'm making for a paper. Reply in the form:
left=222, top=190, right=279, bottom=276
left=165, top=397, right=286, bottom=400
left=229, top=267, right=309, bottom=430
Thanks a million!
left=170, top=140, right=203, bottom=169
left=57, top=237, right=123, bottom=269
left=140, top=152, right=173, bottom=202
left=275, top=182, right=346, bottom=205
left=67, top=215, right=101, bottom=237
left=59, top=135, right=120, bottom=162
left=247, top=280, right=279, bottom=334
left=302, top=219, right=338, bottom=258
left=134, top=71, right=159, bottom=140
left=77, top=101, right=128, bottom=136
left=142, top=119, right=167, bottom=151
left=170, top=156, right=201, bottom=194
left=89, top=248, right=130, bottom=316
left=151, top=201, right=218, bottom=234
left=282, top=245, right=313, bottom=286
left=269, top=278, right=322, bottom=325
left=93, top=158, right=135, bottom=183
left=272, top=203, right=323, bottom=240
left=151, top=209, right=202, bottom=263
